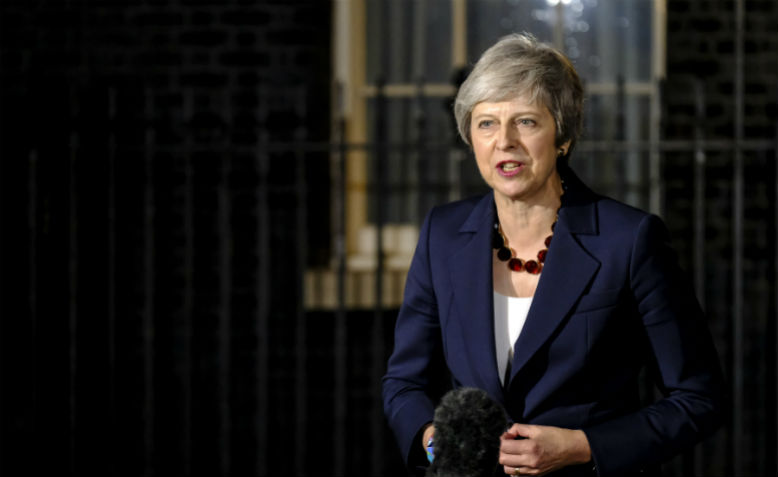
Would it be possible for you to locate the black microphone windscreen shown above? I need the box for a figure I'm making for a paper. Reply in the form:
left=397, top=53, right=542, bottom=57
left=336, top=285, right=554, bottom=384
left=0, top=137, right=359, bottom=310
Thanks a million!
left=426, top=387, right=508, bottom=477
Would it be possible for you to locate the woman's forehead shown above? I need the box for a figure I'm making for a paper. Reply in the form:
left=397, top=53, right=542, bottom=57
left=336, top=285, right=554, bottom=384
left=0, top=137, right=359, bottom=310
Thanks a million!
left=472, top=95, right=551, bottom=116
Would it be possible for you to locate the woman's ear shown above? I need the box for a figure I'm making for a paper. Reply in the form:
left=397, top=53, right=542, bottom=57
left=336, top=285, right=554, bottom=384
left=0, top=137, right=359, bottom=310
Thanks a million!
left=557, top=139, right=572, bottom=157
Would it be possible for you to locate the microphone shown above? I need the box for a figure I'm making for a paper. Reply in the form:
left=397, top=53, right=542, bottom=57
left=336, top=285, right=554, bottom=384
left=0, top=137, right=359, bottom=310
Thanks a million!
left=426, top=387, right=508, bottom=477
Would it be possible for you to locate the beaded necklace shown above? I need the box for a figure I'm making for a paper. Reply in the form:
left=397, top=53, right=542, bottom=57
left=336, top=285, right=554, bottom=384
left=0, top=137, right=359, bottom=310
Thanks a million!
left=492, top=213, right=557, bottom=275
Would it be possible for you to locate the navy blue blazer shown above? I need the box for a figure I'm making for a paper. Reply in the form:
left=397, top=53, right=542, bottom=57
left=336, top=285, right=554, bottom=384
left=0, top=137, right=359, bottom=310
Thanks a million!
left=382, top=169, right=724, bottom=476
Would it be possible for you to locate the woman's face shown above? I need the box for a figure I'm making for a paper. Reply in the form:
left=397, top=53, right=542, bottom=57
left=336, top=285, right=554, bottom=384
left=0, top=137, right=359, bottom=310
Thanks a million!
left=470, top=95, right=568, bottom=203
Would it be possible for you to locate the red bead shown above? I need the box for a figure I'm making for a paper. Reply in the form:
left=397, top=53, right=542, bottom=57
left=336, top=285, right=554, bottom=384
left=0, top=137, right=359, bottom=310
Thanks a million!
left=524, top=260, right=540, bottom=274
left=497, top=219, right=556, bottom=274
left=507, top=258, right=523, bottom=271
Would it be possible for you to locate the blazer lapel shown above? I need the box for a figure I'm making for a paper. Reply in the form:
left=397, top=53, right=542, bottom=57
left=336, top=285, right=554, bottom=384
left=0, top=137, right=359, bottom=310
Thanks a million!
left=508, top=176, right=601, bottom=382
left=447, top=193, right=506, bottom=402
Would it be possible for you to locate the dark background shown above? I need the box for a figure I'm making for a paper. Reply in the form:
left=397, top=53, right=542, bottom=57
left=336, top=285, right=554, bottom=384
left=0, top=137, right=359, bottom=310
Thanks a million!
left=0, top=1, right=776, bottom=476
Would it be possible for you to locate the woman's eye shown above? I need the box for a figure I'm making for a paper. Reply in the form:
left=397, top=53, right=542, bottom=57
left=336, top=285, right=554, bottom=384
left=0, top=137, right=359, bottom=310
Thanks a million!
left=518, top=118, right=536, bottom=127
left=478, top=120, right=494, bottom=128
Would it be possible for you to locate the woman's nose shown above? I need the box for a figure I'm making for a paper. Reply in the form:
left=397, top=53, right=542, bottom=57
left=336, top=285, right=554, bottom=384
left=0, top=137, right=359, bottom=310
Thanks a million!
left=496, top=125, right=518, bottom=150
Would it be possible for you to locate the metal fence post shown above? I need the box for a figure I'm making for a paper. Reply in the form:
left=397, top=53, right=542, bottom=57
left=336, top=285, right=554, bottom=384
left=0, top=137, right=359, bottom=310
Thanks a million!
left=372, top=75, right=388, bottom=472
left=333, top=81, right=348, bottom=477
left=142, top=86, right=156, bottom=477
left=294, top=88, right=309, bottom=477
left=732, top=0, right=745, bottom=472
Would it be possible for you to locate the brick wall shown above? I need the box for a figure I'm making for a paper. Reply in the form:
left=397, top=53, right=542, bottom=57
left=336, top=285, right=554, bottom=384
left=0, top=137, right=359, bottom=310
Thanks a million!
left=664, top=1, right=778, bottom=475
left=0, top=1, right=331, bottom=476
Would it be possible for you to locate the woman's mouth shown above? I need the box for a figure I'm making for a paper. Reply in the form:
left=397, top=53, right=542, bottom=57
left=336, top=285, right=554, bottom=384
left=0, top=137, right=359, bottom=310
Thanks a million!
left=496, top=161, right=524, bottom=177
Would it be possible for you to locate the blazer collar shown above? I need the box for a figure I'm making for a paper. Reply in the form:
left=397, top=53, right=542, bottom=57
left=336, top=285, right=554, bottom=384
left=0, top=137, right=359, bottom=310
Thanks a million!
left=508, top=167, right=601, bottom=383
left=448, top=192, right=506, bottom=402
left=446, top=168, right=602, bottom=401
left=558, top=165, right=599, bottom=235
left=458, top=191, right=494, bottom=233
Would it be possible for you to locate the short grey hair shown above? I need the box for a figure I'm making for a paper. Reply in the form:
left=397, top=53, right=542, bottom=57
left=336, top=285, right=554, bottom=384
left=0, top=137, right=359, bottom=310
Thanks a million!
left=454, top=33, right=584, bottom=156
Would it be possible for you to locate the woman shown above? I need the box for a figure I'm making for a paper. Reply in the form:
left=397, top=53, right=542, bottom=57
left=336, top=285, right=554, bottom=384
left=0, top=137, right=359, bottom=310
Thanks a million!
left=382, top=33, right=723, bottom=477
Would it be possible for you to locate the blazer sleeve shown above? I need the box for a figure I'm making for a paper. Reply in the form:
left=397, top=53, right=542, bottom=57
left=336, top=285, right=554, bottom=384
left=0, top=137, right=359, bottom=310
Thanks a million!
left=582, top=214, right=725, bottom=476
left=382, top=209, right=442, bottom=469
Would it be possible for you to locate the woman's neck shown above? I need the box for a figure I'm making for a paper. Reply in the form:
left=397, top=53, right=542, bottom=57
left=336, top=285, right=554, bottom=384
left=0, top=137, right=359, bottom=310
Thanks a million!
left=494, top=181, right=563, bottom=248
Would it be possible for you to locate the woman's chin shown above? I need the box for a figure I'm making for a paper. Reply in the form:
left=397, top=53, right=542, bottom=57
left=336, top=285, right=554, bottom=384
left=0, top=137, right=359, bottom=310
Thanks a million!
left=493, top=186, right=530, bottom=202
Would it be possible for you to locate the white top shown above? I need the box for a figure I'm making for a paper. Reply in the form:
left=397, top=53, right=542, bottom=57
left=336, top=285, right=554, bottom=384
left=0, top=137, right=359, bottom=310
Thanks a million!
left=493, top=291, right=533, bottom=385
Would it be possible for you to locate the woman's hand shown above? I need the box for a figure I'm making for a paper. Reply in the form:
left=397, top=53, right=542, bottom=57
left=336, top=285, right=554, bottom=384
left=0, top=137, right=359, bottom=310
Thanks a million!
left=422, top=424, right=435, bottom=448
left=421, top=424, right=436, bottom=462
left=499, top=423, right=591, bottom=476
